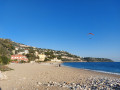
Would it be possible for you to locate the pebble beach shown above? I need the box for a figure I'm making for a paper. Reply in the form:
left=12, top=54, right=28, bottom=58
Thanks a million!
left=0, top=63, right=120, bottom=90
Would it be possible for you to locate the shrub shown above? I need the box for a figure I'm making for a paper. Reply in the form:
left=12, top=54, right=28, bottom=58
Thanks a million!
left=0, top=56, right=10, bottom=65
left=19, top=60, right=26, bottom=63
left=0, top=64, right=13, bottom=71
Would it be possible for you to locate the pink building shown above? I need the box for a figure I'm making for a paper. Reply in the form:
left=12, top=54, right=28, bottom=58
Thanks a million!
left=11, top=54, right=28, bottom=62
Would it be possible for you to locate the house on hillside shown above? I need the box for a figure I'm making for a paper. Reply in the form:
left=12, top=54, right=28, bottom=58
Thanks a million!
left=38, top=54, right=46, bottom=61
left=18, top=52, right=25, bottom=55
left=35, top=54, right=46, bottom=61
left=15, top=47, right=19, bottom=50
left=17, top=49, right=29, bottom=55
left=24, top=49, right=29, bottom=54
left=11, top=54, right=28, bottom=63
left=12, top=50, right=15, bottom=55
left=51, top=58, right=62, bottom=62
left=34, top=51, right=39, bottom=56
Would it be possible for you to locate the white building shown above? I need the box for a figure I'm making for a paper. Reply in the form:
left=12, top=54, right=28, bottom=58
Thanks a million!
left=35, top=54, right=46, bottom=61
left=35, top=51, right=39, bottom=56
left=38, top=54, right=46, bottom=61
left=24, top=49, right=29, bottom=54
left=12, top=50, right=15, bottom=55
left=15, top=47, right=19, bottom=50
left=18, top=52, right=25, bottom=55
left=51, top=58, right=62, bottom=62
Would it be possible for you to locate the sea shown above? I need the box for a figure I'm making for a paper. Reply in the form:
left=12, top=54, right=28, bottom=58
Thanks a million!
left=62, top=62, right=120, bottom=75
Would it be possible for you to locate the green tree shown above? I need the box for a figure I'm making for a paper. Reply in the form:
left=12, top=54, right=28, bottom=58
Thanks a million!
left=29, top=49, right=35, bottom=54
left=0, top=56, right=2, bottom=64
left=57, top=55, right=62, bottom=59
left=20, top=60, right=25, bottom=63
left=0, top=56, right=10, bottom=65
left=26, top=54, right=36, bottom=62
left=44, top=57, right=50, bottom=61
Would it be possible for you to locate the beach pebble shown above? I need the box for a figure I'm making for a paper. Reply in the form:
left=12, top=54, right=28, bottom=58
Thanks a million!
left=33, top=77, right=120, bottom=90
left=37, top=82, right=42, bottom=85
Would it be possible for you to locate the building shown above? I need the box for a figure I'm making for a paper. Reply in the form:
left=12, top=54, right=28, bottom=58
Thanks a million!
left=17, top=49, right=29, bottom=55
left=19, top=44, right=30, bottom=47
left=38, top=54, right=46, bottom=61
left=34, top=51, right=39, bottom=56
left=18, top=52, right=25, bottom=55
left=51, top=58, right=62, bottom=62
left=36, top=54, right=46, bottom=61
left=11, top=54, right=28, bottom=62
left=24, top=49, right=29, bottom=54
left=15, top=47, right=19, bottom=50
left=12, top=50, right=15, bottom=55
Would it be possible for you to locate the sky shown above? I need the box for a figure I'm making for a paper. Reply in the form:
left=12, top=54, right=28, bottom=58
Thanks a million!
left=0, top=0, right=120, bottom=61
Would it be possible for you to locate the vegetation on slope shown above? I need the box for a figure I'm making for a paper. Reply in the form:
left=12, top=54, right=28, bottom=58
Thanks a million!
left=0, top=39, right=15, bottom=65
left=82, top=57, right=113, bottom=62
left=0, top=38, right=114, bottom=63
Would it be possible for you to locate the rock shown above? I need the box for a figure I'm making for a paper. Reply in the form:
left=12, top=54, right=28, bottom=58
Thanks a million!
left=91, top=86, right=97, bottom=90
left=48, top=84, right=50, bottom=86
left=69, top=87, right=73, bottom=90
left=37, top=82, right=42, bottom=85
left=112, top=84, right=120, bottom=90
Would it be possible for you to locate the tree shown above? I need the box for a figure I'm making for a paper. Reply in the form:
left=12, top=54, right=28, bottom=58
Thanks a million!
left=0, top=56, right=2, bottom=64
left=44, top=57, right=50, bottom=61
left=20, top=60, right=25, bottom=63
left=29, top=49, right=35, bottom=54
left=26, top=54, right=37, bottom=62
left=57, top=55, right=62, bottom=59
left=0, top=56, right=10, bottom=65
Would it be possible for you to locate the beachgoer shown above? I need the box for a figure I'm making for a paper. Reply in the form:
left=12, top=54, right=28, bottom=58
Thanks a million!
left=59, top=64, right=61, bottom=67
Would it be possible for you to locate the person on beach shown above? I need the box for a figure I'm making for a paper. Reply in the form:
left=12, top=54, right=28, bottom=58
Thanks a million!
left=58, top=64, right=61, bottom=67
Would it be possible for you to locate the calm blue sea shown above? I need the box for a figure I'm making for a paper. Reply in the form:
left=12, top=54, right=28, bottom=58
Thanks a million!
left=62, top=62, right=120, bottom=75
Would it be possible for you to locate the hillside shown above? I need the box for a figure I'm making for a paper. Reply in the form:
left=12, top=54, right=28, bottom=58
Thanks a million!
left=0, top=38, right=15, bottom=57
left=0, top=38, right=113, bottom=62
